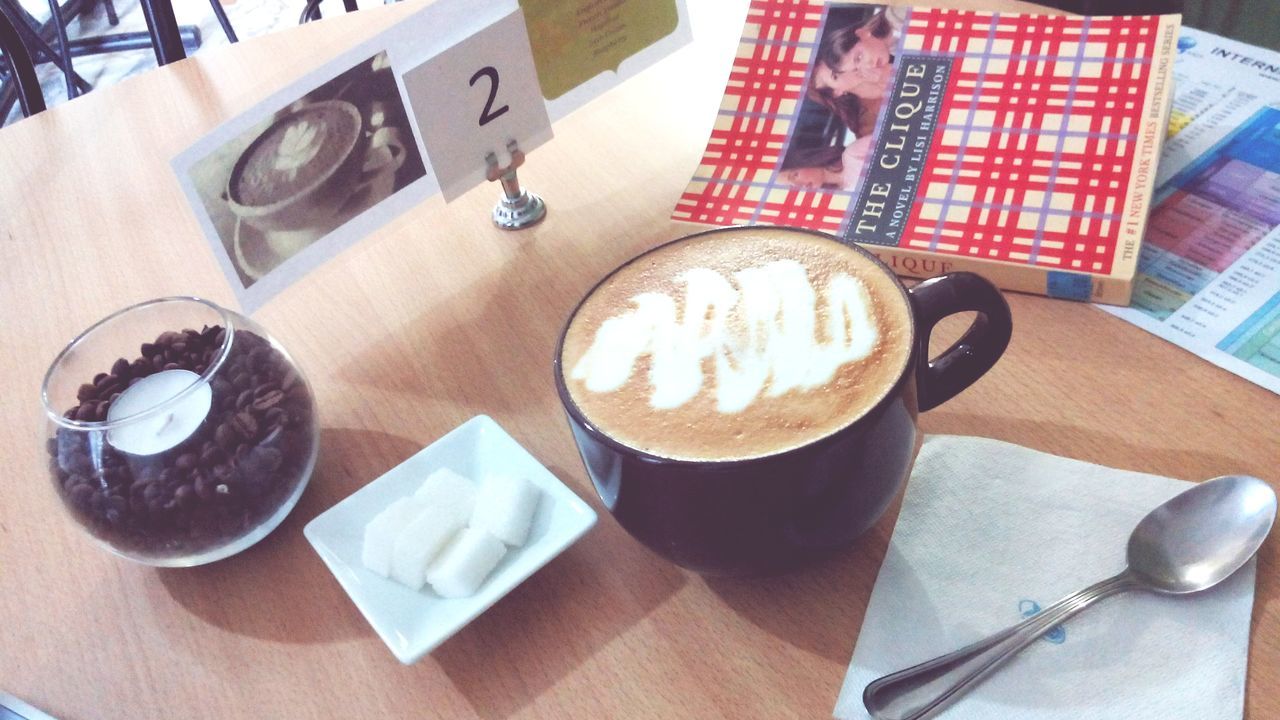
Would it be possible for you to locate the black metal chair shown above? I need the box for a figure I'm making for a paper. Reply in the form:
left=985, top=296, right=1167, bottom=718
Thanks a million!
left=299, top=0, right=359, bottom=26
left=0, top=4, right=46, bottom=121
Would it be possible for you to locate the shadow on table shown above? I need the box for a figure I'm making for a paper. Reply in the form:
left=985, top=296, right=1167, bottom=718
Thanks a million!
left=158, top=426, right=420, bottom=644
left=428, top=463, right=687, bottom=720
left=921, top=412, right=1244, bottom=486
left=332, top=223, right=634, bottom=416
left=703, top=492, right=904, bottom=666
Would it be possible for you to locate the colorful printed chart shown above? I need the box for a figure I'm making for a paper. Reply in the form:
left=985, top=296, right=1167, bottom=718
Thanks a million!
left=1106, top=94, right=1280, bottom=395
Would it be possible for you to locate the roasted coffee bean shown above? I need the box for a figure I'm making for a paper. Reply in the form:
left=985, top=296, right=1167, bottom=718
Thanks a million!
left=247, top=346, right=270, bottom=370
left=157, top=330, right=181, bottom=345
left=175, top=453, right=197, bottom=472
left=92, top=372, right=110, bottom=386
left=74, top=404, right=96, bottom=422
left=200, top=445, right=225, bottom=466
left=94, top=401, right=111, bottom=421
left=151, top=354, right=166, bottom=371
left=251, top=390, right=285, bottom=413
left=230, top=411, right=258, bottom=440
left=193, top=473, right=214, bottom=501
left=212, top=463, right=237, bottom=482
left=215, top=424, right=238, bottom=451
left=172, top=341, right=187, bottom=355
left=253, top=447, right=283, bottom=473
left=231, top=372, right=250, bottom=391
left=63, top=453, right=92, bottom=475
left=140, top=342, right=158, bottom=358
left=163, top=362, right=180, bottom=371
left=131, top=358, right=150, bottom=376
left=69, top=483, right=93, bottom=506
left=263, top=407, right=286, bottom=427
left=101, top=467, right=127, bottom=489
left=159, top=468, right=175, bottom=486
left=111, top=358, right=131, bottom=378
left=77, top=383, right=98, bottom=401
left=174, top=484, right=194, bottom=508
left=236, top=389, right=255, bottom=409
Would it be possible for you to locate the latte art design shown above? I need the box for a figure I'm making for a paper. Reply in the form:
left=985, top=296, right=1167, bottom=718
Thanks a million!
left=571, top=259, right=879, bottom=413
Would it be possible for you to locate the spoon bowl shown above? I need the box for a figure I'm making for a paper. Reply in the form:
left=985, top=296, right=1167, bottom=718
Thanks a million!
left=1128, top=475, right=1276, bottom=594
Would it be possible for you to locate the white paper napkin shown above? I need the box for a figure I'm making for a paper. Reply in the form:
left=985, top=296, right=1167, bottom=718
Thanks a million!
left=834, top=435, right=1257, bottom=720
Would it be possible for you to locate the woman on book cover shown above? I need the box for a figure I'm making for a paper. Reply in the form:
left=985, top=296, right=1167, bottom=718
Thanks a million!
left=809, top=8, right=898, bottom=137
left=779, top=5, right=904, bottom=191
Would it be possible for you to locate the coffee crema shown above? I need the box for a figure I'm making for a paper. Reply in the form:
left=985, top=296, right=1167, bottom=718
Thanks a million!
left=233, top=103, right=359, bottom=207
left=559, top=228, right=913, bottom=461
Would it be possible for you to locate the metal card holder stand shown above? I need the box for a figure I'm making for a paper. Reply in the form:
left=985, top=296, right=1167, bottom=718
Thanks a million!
left=485, top=139, right=546, bottom=230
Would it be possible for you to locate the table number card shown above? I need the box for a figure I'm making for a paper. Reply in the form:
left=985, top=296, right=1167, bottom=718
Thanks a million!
left=400, top=9, right=553, bottom=201
left=172, top=0, right=688, bottom=312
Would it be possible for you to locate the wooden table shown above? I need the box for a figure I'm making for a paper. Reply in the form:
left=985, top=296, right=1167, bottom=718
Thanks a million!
left=1, top=1, right=1277, bottom=718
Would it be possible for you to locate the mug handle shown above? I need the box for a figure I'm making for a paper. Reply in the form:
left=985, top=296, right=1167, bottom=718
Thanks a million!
left=906, top=272, right=1012, bottom=412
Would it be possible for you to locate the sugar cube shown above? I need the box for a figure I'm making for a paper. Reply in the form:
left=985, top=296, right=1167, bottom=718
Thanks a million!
left=415, top=468, right=474, bottom=501
left=389, top=471, right=477, bottom=589
left=361, top=496, right=424, bottom=577
left=427, top=527, right=506, bottom=598
left=470, top=474, right=540, bottom=546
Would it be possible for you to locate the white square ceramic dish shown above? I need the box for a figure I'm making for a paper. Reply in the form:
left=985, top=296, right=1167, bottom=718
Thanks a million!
left=304, top=415, right=598, bottom=664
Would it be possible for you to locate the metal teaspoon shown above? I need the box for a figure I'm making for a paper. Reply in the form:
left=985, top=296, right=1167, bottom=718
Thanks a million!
left=862, top=474, right=1277, bottom=720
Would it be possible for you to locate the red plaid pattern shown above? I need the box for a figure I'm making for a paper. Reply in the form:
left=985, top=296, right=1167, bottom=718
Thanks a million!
left=673, top=1, right=1163, bottom=275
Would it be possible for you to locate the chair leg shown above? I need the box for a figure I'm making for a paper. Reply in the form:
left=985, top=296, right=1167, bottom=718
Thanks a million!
left=0, top=0, right=92, bottom=93
left=0, top=6, right=47, bottom=116
left=44, top=0, right=77, bottom=98
left=102, top=0, right=118, bottom=25
left=342, top=0, right=356, bottom=11
left=298, top=0, right=321, bottom=25
left=138, top=0, right=186, bottom=65
left=208, top=0, right=236, bottom=42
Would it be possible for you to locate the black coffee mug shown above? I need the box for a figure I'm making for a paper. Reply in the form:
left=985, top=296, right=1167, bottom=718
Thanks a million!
left=554, top=227, right=1012, bottom=575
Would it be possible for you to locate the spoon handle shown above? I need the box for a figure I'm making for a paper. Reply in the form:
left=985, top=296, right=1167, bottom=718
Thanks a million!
left=862, top=572, right=1138, bottom=720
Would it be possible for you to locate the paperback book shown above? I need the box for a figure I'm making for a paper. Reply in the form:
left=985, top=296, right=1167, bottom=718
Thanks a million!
left=673, top=1, right=1180, bottom=304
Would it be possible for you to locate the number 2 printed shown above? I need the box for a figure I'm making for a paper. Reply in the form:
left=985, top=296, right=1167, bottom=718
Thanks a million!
left=469, top=66, right=509, bottom=127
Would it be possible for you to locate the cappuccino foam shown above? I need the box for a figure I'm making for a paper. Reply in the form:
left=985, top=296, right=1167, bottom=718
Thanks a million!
left=560, top=228, right=913, bottom=461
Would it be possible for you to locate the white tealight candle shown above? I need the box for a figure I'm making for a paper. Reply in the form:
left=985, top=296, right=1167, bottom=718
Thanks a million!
left=106, top=369, right=213, bottom=455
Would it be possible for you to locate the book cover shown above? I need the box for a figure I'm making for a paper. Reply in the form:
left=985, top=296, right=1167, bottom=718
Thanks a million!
left=672, top=1, right=1180, bottom=304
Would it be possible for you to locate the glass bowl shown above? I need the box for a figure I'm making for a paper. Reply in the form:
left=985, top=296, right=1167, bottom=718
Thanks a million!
left=40, top=297, right=319, bottom=566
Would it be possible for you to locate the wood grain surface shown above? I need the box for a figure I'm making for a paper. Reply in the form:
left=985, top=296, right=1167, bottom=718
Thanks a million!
left=1, top=1, right=1276, bottom=718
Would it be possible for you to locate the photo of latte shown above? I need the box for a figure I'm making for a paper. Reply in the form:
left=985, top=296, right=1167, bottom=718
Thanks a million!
left=231, top=102, right=360, bottom=207
left=186, top=51, right=427, bottom=288
left=560, top=227, right=913, bottom=461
